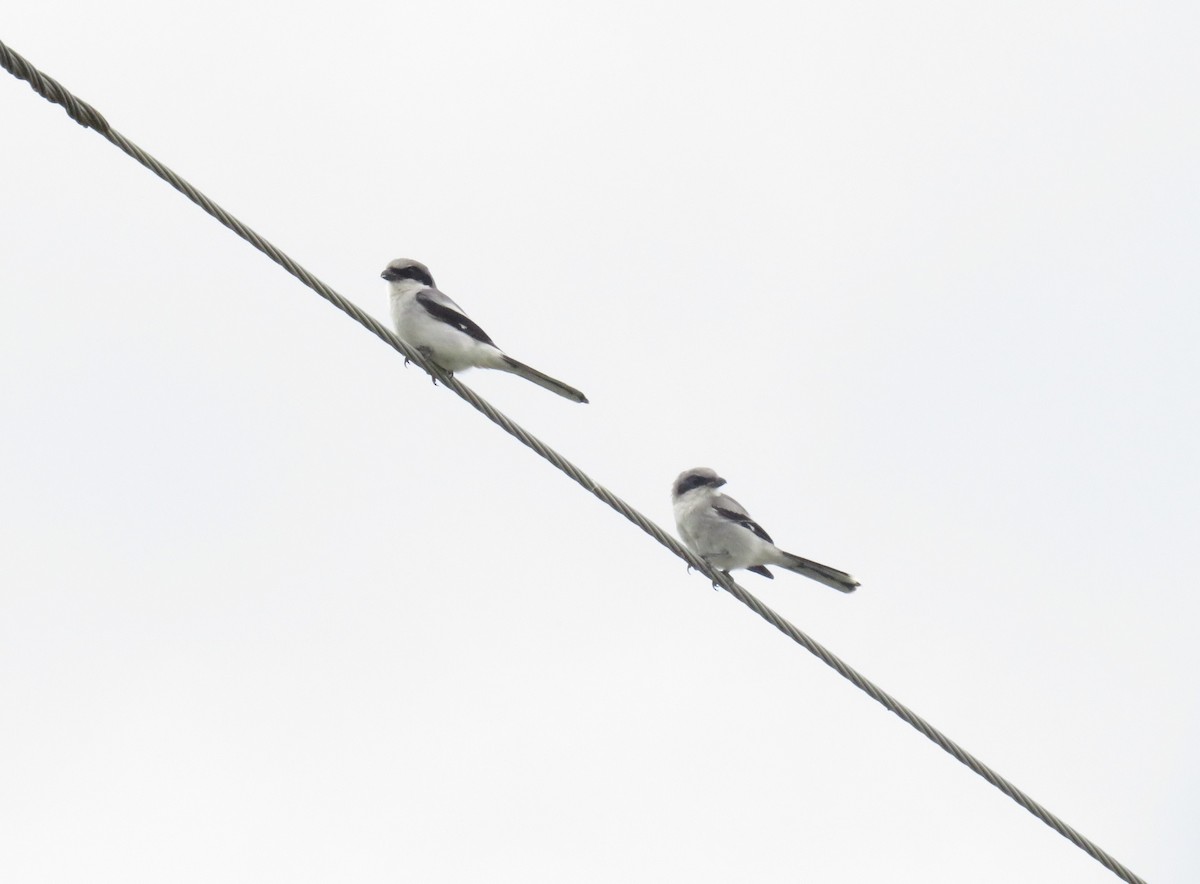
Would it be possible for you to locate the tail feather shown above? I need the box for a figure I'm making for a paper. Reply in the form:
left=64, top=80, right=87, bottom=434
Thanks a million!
left=777, top=552, right=859, bottom=593
left=500, top=356, right=588, bottom=403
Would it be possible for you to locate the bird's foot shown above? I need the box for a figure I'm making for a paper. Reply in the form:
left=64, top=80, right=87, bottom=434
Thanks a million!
left=413, top=347, right=446, bottom=385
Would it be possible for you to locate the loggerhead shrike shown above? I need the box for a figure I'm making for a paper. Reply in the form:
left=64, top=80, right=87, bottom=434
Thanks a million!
left=381, top=258, right=587, bottom=403
left=672, top=467, right=859, bottom=593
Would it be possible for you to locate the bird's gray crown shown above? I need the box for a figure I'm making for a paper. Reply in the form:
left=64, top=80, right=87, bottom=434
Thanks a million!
left=381, top=258, right=434, bottom=287
left=673, top=467, right=726, bottom=498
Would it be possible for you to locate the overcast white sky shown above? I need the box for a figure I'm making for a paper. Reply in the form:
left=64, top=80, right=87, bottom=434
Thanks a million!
left=2, top=3, right=1197, bottom=882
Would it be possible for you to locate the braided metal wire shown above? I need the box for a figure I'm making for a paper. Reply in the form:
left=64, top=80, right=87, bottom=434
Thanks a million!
left=1, top=37, right=1148, bottom=884
left=0, top=40, right=108, bottom=130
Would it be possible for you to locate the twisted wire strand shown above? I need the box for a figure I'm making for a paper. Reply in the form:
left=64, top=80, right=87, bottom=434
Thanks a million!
left=0, top=40, right=108, bottom=131
left=0, top=38, right=1147, bottom=884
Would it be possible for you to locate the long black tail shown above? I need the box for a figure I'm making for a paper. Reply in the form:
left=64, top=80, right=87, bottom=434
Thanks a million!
left=499, top=356, right=588, bottom=403
left=778, top=552, right=859, bottom=593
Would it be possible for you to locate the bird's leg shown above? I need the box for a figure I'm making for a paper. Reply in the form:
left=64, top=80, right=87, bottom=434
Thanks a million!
left=684, top=556, right=723, bottom=590
left=413, top=346, right=445, bottom=385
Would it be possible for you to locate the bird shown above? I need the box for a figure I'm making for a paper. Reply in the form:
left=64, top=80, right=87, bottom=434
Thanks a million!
left=381, top=258, right=587, bottom=403
left=671, top=467, right=859, bottom=593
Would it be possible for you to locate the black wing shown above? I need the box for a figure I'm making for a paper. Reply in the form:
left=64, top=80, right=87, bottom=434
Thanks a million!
left=748, top=565, right=774, bottom=579
left=714, top=506, right=774, bottom=544
left=416, top=293, right=497, bottom=346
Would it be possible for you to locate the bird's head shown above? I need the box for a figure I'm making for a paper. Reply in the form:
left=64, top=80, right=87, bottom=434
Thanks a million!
left=672, top=467, right=727, bottom=500
left=381, top=258, right=435, bottom=288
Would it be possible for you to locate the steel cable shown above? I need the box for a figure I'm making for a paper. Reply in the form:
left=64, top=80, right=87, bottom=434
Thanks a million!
left=0, top=38, right=1149, bottom=884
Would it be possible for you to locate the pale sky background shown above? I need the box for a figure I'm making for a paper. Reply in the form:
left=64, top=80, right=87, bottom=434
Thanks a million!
left=2, top=3, right=1197, bottom=882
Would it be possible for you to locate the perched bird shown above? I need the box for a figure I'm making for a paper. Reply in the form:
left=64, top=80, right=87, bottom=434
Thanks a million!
left=381, top=258, right=587, bottom=403
left=672, top=467, right=859, bottom=593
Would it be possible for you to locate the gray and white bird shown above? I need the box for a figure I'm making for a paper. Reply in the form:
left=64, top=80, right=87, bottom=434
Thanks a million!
left=672, top=467, right=858, bottom=593
left=381, top=258, right=587, bottom=403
